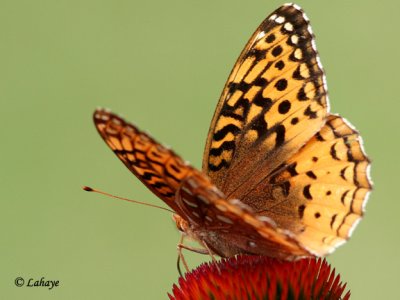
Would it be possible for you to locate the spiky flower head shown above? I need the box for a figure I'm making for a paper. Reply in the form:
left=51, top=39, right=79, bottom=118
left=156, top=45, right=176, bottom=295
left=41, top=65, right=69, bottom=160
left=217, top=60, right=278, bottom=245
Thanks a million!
left=169, top=255, right=350, bottom=300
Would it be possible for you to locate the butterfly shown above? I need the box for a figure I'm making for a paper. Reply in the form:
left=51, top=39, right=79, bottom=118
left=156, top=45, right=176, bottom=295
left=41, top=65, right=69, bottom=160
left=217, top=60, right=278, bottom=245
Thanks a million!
left=92, top=4, right=371, bottom=260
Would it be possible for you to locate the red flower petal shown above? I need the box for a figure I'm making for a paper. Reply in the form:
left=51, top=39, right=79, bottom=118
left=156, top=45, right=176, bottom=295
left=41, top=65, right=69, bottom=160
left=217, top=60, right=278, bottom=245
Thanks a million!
left=169, top=255, right=350, bottom=300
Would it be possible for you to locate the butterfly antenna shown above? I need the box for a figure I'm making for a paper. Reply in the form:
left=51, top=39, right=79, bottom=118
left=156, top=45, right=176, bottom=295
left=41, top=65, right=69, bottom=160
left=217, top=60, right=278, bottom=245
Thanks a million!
left=83, top=186, right=175, bottom=213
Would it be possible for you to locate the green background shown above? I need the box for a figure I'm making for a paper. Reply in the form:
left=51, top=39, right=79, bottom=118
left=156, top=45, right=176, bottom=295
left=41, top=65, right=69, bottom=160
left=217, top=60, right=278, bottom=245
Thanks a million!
left=0, top=0, right=397, bottom=299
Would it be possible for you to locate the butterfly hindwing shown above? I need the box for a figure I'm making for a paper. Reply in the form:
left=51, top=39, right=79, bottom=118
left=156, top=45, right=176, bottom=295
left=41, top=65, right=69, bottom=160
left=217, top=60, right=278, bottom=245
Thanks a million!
left=203, top=4, right=328, bottom=199
left=94, top=109, right=195, bottom=214
left=258, top=115, right=371, bottom=255
left=176, top=171, right=310, bottom=258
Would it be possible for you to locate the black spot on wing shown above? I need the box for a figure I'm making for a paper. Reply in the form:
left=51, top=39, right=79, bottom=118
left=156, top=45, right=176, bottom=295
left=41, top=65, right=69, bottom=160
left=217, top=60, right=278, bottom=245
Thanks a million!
left=340, top=190, right=350, bottom=206
left=340, top=167, right=348, bottom=180
left=316, top=132, right=324, bottom=141
left=278, top=100, right=291, bottom=114
left=304, top=105, right=318, bottom=119
left=330, top=214, right=337, bottom=229
left=297, top=86, right=309, bottom=101
left=265, top=33, right=276, bottom=43
left=303, top=184, right=312, bottom=200
left=292, top=65, right=305, bottom=80
left=306, top=171, right=317, bottom=179
left=275, top=60, right=285, bottom=70
left=272, top=45, right=283, bottom=57
left=330, top=143, right=340, bottom=160
left=286, top=162, right=298, bottom=176
left=275, top=124, right=286, bottom=147
left=275, top=79, right=288, bottom=91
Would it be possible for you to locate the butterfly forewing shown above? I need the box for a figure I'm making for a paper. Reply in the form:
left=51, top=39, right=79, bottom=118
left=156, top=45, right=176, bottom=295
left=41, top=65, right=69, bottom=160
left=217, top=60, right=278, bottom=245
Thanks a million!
left=203, top=4, right=328, bottom=198
left=93, top=109, right=195, bottom=215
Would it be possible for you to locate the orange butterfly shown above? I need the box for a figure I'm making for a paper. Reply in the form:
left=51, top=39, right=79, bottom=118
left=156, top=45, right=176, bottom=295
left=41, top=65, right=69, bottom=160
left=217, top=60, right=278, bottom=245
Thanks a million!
left=92, top=4, right=371, bottom=261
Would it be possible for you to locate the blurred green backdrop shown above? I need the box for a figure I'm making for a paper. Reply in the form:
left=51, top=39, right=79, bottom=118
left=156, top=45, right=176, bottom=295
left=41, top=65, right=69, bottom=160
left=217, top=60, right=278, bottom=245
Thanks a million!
left=0, top=0, right=397, bottom=299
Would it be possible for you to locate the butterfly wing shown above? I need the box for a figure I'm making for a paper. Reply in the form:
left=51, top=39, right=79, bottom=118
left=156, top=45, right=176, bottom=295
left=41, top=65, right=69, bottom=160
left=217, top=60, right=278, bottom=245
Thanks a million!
left=202, top=4, right=328, bottom=199
left=202, top=4, right=371, bottom=256
left=175, top=170, right=310, bottom=259
left=93, top=109, right=195, bottom=214
left=260, top=115, right=371, bottom=255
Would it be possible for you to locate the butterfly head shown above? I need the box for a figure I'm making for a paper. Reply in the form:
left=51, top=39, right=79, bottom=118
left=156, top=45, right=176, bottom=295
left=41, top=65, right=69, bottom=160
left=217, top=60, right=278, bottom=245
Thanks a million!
left=173, top=214, right=189, bottom=234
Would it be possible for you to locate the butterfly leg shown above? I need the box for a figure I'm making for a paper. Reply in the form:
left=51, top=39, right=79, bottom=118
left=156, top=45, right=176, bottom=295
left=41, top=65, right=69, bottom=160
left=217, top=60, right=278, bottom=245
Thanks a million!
left=178, top=237, right=221, bottom=274
left=177, top=243, right=209, bottom=255
left=200, top=240, right=221, bottom=274
left=177, top=235, right=211, bottom=275
left=176, top=252, right=186, bottom=277
left=177, top=235, right=190, bottom=276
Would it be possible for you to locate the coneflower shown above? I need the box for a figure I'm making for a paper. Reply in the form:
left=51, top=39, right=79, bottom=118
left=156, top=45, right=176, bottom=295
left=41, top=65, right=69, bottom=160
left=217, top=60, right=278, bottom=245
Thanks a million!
left=169, top=255, right=350, bottom=300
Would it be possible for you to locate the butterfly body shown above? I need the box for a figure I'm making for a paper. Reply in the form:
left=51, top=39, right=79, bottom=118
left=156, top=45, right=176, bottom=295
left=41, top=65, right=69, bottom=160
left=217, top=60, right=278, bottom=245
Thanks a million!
left=172, top=171, right=309, bottom=259
left=93, top=4, right=371, bottom=260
